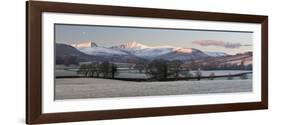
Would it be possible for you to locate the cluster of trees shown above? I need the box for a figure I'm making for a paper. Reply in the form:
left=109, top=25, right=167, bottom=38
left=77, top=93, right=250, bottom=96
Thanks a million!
left=144, top=59, right=201, bottom=80
left=77, top=61, right=117, bottom=78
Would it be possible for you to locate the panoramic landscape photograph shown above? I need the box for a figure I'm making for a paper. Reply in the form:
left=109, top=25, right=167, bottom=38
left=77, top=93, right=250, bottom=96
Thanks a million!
left=54, top=24, right=253, bottom=100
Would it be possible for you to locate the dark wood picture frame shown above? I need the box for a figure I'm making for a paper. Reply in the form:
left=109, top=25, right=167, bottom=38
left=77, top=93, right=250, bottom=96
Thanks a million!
left=26, top=1, right=268, bottom=124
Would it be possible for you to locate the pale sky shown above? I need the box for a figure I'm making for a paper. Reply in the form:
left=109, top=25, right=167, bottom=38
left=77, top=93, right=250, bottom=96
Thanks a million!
left=55, top=24, right=253, bottom=55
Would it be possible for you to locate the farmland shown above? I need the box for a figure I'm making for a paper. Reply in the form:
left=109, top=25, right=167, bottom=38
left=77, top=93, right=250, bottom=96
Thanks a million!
left=55, top=75, right=252, bottom=100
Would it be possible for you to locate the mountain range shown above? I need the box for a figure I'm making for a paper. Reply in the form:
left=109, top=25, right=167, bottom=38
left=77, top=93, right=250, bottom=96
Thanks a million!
left=56, top=41, right=251, bottom=65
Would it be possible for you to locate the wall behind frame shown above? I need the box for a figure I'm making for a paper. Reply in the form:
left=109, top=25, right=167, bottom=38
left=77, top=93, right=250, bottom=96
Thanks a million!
left=0, top=0, right=279, bottom=125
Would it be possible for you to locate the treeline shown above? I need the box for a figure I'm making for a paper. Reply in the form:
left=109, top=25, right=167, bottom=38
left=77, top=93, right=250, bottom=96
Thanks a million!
left=74, top=59, right=251, bottom=81
left=77, top=61, right=117, bottom=78
left=76, top=59, right=201, bottom=81
left=202, top=64, right=252, bottom=70
left=143, top=59, right=196, bottom=80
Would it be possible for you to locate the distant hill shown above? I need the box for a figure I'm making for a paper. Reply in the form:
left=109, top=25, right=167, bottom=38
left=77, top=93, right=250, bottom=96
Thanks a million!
left=188, top=52, right=253, bottom=70
left=203, top=52, right=252, bottom=65
left=56, top=43, right=143, bottom=64
left=56, top=43, right=94, bottom=64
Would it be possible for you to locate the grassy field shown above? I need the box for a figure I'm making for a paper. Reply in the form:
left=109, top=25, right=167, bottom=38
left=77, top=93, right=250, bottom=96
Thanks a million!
left=55, top=78, right=252, bottom=100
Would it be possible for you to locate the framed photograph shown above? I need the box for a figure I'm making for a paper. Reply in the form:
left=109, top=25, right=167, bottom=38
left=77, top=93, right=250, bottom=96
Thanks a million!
left=26, top=1, right=268, bottom=124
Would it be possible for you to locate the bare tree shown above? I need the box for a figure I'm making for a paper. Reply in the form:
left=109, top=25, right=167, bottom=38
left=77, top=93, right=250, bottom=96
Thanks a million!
left=240, top=60, right=245, bottom=70
left=135, top=63, right=145, bottom=73
left=77, top=64, right=90, bottom=77
left=195, top=68, right=202, bottom=80
left=100, top=61, right=110, bottom=78
left=91, top=62, right=100, bottom=78
left=77, top=62, right=99, bottom=77
left=169, top=60, right=183, bottom=79
left=146, top=59, right=169, bottom=80
left=182, top=69, right=193, bottom=80
left=111, top=64, right=117, bottom=78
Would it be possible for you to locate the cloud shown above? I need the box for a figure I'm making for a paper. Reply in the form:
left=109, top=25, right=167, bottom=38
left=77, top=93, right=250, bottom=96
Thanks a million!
left=192, top=40, right=251, bottom=49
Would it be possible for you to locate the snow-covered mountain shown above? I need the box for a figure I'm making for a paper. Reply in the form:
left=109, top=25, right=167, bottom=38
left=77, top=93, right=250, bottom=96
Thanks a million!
left=117, top=41, right=149, bottom=49
left=67, top=41, right=229, bottom=63
left=72, top=42, right=142, bottom=63
left=80, top=47, right=128, bottom=56
left=157, top=48, right=209, bottom=61
left=204, top=51, right=228, bottom=57
left=112, top=42, right=209, bottom=61
left=70, top=41, right=98, bottom=49
left=115, top=47, right=174, bottom=59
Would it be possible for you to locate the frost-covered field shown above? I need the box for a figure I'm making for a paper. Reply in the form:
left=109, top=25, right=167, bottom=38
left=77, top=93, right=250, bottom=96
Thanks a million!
left=55, top=78, right=252, bottom=100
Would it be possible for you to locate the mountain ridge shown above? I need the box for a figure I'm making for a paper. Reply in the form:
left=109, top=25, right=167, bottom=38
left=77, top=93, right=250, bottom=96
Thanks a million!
left=57, top=41, right=251, bottom=65
left=78, top=41, right=210, bottom=61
